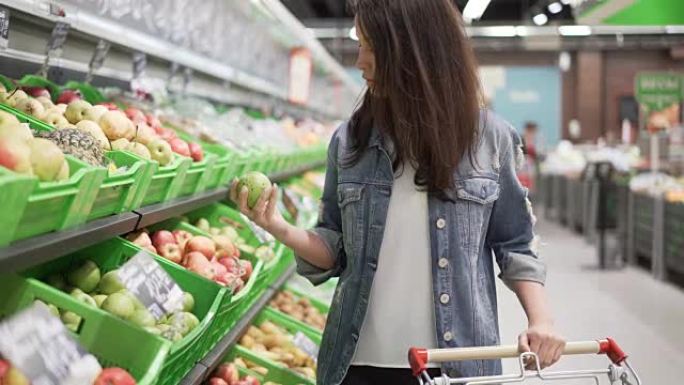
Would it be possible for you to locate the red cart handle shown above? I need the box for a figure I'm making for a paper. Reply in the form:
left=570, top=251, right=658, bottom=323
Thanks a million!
left=409, top=337, right=627, bottom=376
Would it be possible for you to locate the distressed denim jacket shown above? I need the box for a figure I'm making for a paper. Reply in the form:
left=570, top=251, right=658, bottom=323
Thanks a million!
left=295, top=111, right=546, bottom=385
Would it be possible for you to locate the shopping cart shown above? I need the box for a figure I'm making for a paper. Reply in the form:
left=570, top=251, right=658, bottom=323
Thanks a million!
left=408, top=338, right=641, bottom=385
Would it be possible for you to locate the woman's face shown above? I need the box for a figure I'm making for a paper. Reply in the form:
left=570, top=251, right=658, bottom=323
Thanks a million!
left=355, top=18, right=376, bottom=88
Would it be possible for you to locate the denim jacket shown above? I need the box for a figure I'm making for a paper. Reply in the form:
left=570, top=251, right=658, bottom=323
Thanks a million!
left=295, top=110, right=546, bottom=385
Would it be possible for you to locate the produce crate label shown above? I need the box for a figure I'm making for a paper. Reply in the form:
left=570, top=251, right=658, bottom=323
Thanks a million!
left=89, top=39, right=110, bottom=72
left=0, top=302, right=99, bottom=385
left=132, top=51, right=147, bottom=79
left=117, top=251, right=184, bottom=320
left=46, top=21, right=69, bottom=54
left=293, top=332, right=318, bottom=362
left=0, top=7, right=9, bottom=50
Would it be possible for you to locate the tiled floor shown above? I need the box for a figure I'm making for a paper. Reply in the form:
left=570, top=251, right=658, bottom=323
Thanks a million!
left=496, top=216, right=684, bottom=385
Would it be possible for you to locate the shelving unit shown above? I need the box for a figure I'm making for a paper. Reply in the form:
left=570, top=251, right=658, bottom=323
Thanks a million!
left=0, top=161, right=324, bottom=274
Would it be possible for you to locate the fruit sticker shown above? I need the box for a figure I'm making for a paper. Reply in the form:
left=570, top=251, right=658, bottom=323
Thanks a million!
left=116, top=251, right=184, bottom=320
left=0, top=302, right=102, bottom=385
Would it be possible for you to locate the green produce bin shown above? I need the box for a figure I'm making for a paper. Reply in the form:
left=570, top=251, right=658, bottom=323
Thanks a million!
left=222, top=345, right=316, bottom=385
left=138, top=154, right=192, bottom=207
left=85, top=150, right=149, bottom=221
left=0, top=275, right=169, bottom=385
left=62, top=80, right=106, bottom=104
left=178, top=153, right=217, bottom=197
left=21, top=237, right=225, bottom=385
left=141, top=218, right=264, bottom=353
left=17, top=74, right=61, bottom=100
left=203, top=144, right=237, bottom=190
left=238, top=307, right=321, bottom=385
left=0, top=167, right=37, bottom=245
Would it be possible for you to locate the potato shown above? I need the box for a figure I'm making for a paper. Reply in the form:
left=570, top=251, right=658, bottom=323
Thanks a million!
left=240, top=334, right=256, bottom=348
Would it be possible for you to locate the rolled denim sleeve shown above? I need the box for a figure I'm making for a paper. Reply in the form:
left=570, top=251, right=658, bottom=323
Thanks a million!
left=295, top=127, right=346, bottom=285
left=486, top=128, right=546, bottom=288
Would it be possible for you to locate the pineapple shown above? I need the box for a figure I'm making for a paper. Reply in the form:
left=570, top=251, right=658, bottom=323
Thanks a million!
left=35, top=128, right=106, bottom=166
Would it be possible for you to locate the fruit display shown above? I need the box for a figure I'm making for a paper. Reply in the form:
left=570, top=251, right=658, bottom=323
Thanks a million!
left=128, top=225, right=253, bottom=294
left=0, top=110, right=70, bottom=181
left=0, top=358, right=137, bottom=385
left=42, top=259, right=199, bottom=341
left=238, top=320, right=317, bottom=380
left=269, top=291, right=327, bottom=331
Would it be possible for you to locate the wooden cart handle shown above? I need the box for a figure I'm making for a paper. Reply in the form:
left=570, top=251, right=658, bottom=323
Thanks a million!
left=409, top=338, right=627, bottom=376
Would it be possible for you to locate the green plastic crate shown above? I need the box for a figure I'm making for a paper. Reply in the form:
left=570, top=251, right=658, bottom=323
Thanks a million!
left=0, top=274, right=170, bottom=385
left=268, top=287, right=329, bottom=337
left=63, top=80, right=106, bottom=104
left=0, top=167, right=37, bottom=245
left=21, top=237, right=225, bottom=385
left=221, top=345, right=315, bottom=385
left=141, top=218, right=264, bottom=354
left=18, top=74, right=62, bottom=101
left=85, top=151, right=149, bottom=221
left=177, top=153, right=217, bottom=197
left=137, top=154, right=192, bottom=207
left=237, top=307, right=321, bottom=384
left=203, top=144, right=237, bottom=190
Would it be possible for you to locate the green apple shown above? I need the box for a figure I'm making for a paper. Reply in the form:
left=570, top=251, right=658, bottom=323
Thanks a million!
left=182, top=292, right=195, bottom=312
left=92, top=294, right=108, bottom=308
left=29, top=138, right=65, bottom=182
left=161, top=328, right=183, bottom=342
left=70, top=288, right=97, bottom=307
left=67, top=260, right=101, bottom=293
left=238, top=171, right=272, bottom=208
left=168, top=312, right=199, bottom=336
left=61, top=310, right=82, bottom=327
left=119, top=290, right=145, bottom=311
left=219, top=226, right=239, bottom=242
left=144, top=326, right=162, bottom=336
left=111, top=138, right=130, bottom=151
left=146, top=138, right=173, bottom=166
left=65, top=100, right=93, bottom=124
left=129, top=308, right=156, bottom=327
left=101, top=292, right=135, bottom=319
left=97, top=270, right=125, bottom=295
left=47, top=304, right=60, bottom=317
left=156, top=324, right=172, bottom=333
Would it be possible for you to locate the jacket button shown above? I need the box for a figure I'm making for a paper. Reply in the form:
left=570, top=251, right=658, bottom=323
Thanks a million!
left=438, top=258, right=448, bottom=268
left=436, top=218, right=446, bottom=229
left=443, top=331, right=453, bottom=342
left=440, top=293, right=450, bottom=304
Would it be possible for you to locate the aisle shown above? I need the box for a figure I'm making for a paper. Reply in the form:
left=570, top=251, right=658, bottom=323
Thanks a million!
left=496, top=216, right=684, bottom=384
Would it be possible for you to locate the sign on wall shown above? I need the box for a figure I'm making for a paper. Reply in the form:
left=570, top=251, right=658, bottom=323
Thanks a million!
left=635, top=72, right=683, bottom=133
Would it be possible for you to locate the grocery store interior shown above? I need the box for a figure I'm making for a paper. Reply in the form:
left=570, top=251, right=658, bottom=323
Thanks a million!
left=0, top=0, right=683, bottom=384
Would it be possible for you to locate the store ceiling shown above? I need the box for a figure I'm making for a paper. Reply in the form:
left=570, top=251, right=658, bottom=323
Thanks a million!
left=282, top=0, right=575, bottom=24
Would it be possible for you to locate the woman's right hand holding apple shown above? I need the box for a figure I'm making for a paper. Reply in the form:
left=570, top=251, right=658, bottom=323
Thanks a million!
left=229, top=179, right=289, bottom=239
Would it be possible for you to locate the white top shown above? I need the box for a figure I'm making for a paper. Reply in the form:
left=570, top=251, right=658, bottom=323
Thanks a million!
left=351, top=165, right=437, bottom=368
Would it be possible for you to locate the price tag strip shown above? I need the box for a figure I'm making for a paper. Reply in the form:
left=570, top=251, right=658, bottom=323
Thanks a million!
left=0, top=7, right=9, bottom=50
left=39, top=21, right=70, bottom=77
left=117, top=251, right=184, bottom=320
left=0, top=303, right=101, bottom=385
left=84, top=39, right=110, bottom=83
left=292, top=331, right=319, bottom=363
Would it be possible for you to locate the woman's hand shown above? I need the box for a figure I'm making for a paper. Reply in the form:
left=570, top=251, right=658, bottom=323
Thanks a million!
left=229, top=179, right=288, bottom=238
left=518, top=323, right=566, bottom=370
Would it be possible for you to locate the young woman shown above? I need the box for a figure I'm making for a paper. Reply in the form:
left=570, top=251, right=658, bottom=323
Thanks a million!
left=230, top=1, right=565, bottom=384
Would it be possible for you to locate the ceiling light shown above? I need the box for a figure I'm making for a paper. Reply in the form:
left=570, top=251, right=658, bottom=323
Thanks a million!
left=349, top=26, right=359, bottom=41
left=463, top=0, right=492, bottom=22
left=548, top=2, right=563, bottom=14
left=533, top=13, right=548, bottom=26
left=560, top=0, right=571, bottom=4
left=559, top=25, right=592, bottom=36
left=515, top=26, right=529, bottom=36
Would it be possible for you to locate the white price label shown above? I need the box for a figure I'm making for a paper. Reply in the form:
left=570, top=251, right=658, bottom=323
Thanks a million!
left=0, top=7, right=9, bottom=50
left=292, top=332, right=319, bottom=362
left=117, top=251, right=184, bottom=320
left=0, top=303, right=99, bottom=385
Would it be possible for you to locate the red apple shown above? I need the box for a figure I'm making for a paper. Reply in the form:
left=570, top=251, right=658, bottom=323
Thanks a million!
left=208, top=378, right=228, bottom=385
left=214, top=363, right=239, bottom=384
left=158, top=243, right=182, bottom=264
left=215, top=272, right=239, bottom=288
left=239, top=259, right=253, bottom=281
left=185, top=251, right=216, bottom=280
left=56, top=89, right=81, bottom=104
left=243, top=375, right=259, bottom=385
left=213, top=236, right=237, bottom=258
left=99, top=102, right=119, bottom=111
left=126, top=231, right=152, bottom=248
left=158, top=128, right=177, bottom=141
left=94, top=367, right=136, bottom=385
left=144, top=245, right=157, bottom=254
left=146, top=114, right=162, bottom=129
left=125, top=107, right=146, bottom=124
left=211, top=259, right=228, bottom=277
left=23, top=86, right=51, bottom=99
left=185, top=236, right=215, bottom=259
left=151, top=230, right=176, bottom=248
left=169, top=138, right=191, bottom=157
left=217, top=257, right=241, bottom=276
left=0, top=359, right=10, bottom=378
left=188, top=142, right=204, bottom=162
left=172, top=230, right=193, bottom=250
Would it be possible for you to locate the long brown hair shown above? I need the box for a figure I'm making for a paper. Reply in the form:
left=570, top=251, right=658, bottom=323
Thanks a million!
left=348, top=0, right=482, bottom=193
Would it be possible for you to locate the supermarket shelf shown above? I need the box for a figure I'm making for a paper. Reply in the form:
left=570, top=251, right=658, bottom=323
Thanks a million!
left=270, top=160, right=326, bottom=183
left=134, top=188, right=230, bottom=229
left=180, top=264, right=297, bottom=385
left=0, top=212, right=139, bottom=273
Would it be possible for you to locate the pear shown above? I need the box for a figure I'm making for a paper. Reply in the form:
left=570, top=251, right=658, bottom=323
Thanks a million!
left=76, top=120, right=110, bottom=150
left=15, top=98, right=46, bottom=120
left=65, top=100, right=93, bottom=124
left=35, top=96, right=55, bottom=110
left=28, top=138, right=65, bottom=181
left=83, top=105, right=108, bottom=123
left=44, top=111, right=70, bottom=128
